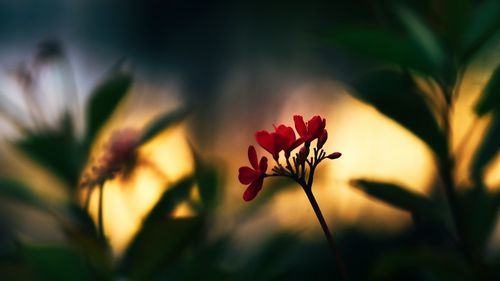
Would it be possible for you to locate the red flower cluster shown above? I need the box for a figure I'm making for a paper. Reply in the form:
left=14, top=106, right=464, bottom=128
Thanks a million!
left=238, top=115, right=341, bottom=201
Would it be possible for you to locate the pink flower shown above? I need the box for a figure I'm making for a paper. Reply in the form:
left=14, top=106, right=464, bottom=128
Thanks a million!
left=80, top=128, right=139, bottom=187
left=238, top=145, right=268, bottom=201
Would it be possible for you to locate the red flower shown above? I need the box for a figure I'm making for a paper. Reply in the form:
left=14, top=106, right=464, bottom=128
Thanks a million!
left=256, top=124, right=304, bottom=160
left=274, top=124, right=304, bottom=157
left=255, top=130, right=286, bottom=160
left=238, top=145, right=268, bottom=201
left=293, top=115, right=326, bottom=144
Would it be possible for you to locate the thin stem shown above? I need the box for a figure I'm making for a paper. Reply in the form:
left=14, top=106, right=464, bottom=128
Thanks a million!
left=97, top=182, right=105, bottom=241
left=302, top=185, right=349, bottom=281
left=83, top=187, right=92, bottom=211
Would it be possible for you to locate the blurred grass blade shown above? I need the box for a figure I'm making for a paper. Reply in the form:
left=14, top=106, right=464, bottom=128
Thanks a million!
left=0, top=179, right=47, bottom=210
left=323, top=27, right=435, bottom=75
left=351, top=179, right=444, bottom=221
left=351, top=69, right=446, bottom=158
left=372, top=249, right=475, bottom=281
left=475, top=64, right=500, bottom=116
left=138, top=106, right=190, bottom=146
left=470, top=113, right=500, bottom=183
left=393, top=4, right=446, bottom=75
left=85, top=68, right=132, bottom=147
left=22, top=243, right=91, bottom=281
left=460, top=0, right=500, bottom=63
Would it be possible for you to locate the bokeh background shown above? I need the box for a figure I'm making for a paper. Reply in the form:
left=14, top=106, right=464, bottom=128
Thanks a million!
left=0, top=0, right=499, bottom=280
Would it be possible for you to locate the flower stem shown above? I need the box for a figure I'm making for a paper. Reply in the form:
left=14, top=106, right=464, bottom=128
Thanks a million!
left=302, top=186, right=349, bottom=281
left=98, top=182, right=105, bottom=241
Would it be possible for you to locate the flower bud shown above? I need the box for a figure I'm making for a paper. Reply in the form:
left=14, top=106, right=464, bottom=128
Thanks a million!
left=317, top=130, right=328, bottom=149
left=297, top=145, right=310, bottom=164
left=327, top=152, right=341, bottom=159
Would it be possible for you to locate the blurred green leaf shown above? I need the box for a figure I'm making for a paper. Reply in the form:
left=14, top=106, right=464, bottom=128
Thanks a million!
left=239, top=232, right=299, bottom=281
left=61, top=205, right=112, bottom=280
left=394, top=4, right=446, bottom=75
left=191, top=149, right=220, bottom=212
left=0, top=179, right=47, bottom=210
left=434, top=0, right=471, bottom=49
left=15, top=113, right=81, bottom=188
left=120, top=217, right=202, bottom=281
left=351, top=69, right=446, bottom=157
left=460, top=0, right=500, bottom=63
left=22, top=243, right=91, bottom=281
left=0, top=259, right=37, bottom=281
left=85, top=69, right=132, bottom=147
left=323, top=27, right=436, bottom=75
left=371, top=248, right=475, bottom=281
left=475, top=64, right=500, bottom=116
left=459, top=188, right=500, bottom=255
left=120, top=177, right=200, bottom=280
left=470, top=113, right=500, bottom=183
left=138, top=106, right=190, bottom=146
left=351, top=179, right=444, bottom=221
left=144, top=177, right=194, bottom=224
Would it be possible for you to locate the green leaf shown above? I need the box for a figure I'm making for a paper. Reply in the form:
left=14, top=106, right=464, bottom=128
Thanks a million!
left=434, top=0, right=471, bottom=49
left=459, top=188, right=500, bottom=254
left=470, top=113, right=500, bottom=183
left=15, top=113, right=82, bottom=188
left=191, top=148, right=220, bottom=212
left=323, top=27, right=436, bottom=75
left=119, top=177, right=200, bottom=280
left=0, top=179, right=46, bottom=210
left=22, top=243, right=92, bottom=281
left=144, top=177, right=195, bottom=225
left=61, top=209, right=113, bottom=281
left=351, top=69, right=446, bottom=157
left=85, top=69, right=132, bottom=147
left=351, top=179, right=444, bottom=221
left=371, top=248, right=475, bottom=281
left=137, top=106, right=190, bottom=146
left=119, top=217, right=202, bottom=281
left=393, top=4, right=447, bottom=75
left=475, top=64, right=500, bottom=116
left=460, top=0, right=500, bottom=63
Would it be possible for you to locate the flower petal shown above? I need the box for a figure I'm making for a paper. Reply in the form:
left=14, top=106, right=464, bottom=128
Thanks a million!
left=243, top=178, right=264, bottom=201
left=293, top=115, right=307, bottom=137
left=238, top=166, right=259, bottom=184
left=275, top=124, right=296, bottom=144
left=248, top=145, right=258, bottom=170
left=317, top=130, right=328, bottom=149
left=307, top=116, right=324, bottom=138
left=255, top=130, right=275, bottom=155
left=259, top=156, right=268, bottom=172
left=272, top=132, right=287, bottom=157
left=289, top=137, right=305, bottom=151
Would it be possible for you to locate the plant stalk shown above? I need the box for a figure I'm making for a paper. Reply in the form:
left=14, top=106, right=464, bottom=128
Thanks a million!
left=302, top=185, right=349, bottom=281
left=98, top=182, right=105, bottom=241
